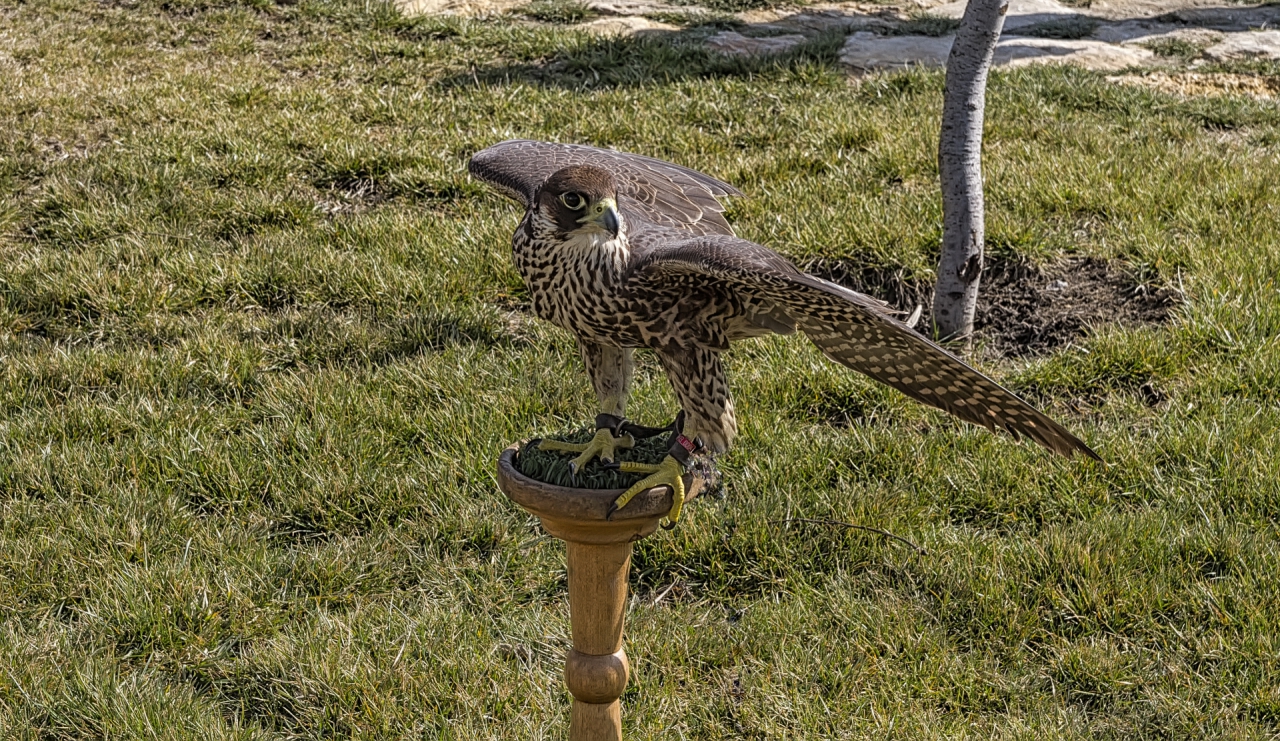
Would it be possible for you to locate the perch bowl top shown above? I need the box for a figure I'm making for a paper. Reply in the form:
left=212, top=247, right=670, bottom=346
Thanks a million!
left=497, top=443, right=703, bottom=544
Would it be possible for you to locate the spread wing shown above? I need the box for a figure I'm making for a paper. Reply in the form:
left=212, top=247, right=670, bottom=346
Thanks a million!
left=628, top=234, right=1100, bottom=460
left=468, top=139, right=741, bottom=236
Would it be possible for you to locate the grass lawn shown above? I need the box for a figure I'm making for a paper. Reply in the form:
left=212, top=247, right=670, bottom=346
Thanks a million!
left=2, top=0, right=1280, bottom=737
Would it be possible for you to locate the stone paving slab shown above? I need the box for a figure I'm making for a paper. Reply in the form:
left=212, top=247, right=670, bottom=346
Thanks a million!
left=839, top=32, right=953, bottom=70
left=586, top=0, right=688, bottom=17
left=1118, top=28, right=1225, bottom=49
left=839, top=31, right=1156, bottom=71
left=932, top=0, right=1079, bottom=31
left=1090, top=21, right=1183, bottom=43
left=996, top=36, right=1156, bottom=70
left=1203, top=30, right=1280, bottom=62
left=707, top=31, right=810, bottom=56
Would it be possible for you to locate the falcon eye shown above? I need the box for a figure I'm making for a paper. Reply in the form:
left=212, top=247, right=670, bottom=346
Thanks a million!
left=560, top=192, right=586, bottom=211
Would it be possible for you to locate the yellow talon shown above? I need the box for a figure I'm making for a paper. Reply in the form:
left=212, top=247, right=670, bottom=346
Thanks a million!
left=539, top=428, right=634, bottom=471
left=611, top=455, right=686, bottom=528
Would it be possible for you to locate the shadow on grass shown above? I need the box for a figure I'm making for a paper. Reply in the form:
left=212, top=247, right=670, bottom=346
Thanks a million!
left=440, top=25, right=849, bottom=91
left=253, top=307, right=529, bottom=372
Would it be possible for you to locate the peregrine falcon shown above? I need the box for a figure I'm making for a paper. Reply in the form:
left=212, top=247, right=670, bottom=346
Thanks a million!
left=470, top=140, right=1098, bottom=526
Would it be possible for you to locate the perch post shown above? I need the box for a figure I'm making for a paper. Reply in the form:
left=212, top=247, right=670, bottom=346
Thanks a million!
left=497, top=444, right=702, bottom=741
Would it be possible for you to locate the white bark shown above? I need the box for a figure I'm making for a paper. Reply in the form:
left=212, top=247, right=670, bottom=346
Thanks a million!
left=933, top=0, right=1008, bottom=343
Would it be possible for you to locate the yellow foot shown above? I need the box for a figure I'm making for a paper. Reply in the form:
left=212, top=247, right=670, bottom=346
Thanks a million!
left=607, top=455, right=686, bottom=529
left=538, top=428, right=635, bottom=473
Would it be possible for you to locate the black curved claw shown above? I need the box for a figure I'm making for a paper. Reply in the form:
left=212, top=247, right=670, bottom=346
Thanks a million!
left=661, top=519, right=677, bottom=530
left=601, top=461, right=622, bottom=471
left=605, top=502, right=617, bottom=520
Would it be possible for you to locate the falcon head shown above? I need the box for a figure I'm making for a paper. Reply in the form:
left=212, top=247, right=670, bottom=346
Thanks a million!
left=535, top=165, right=621, bottom=240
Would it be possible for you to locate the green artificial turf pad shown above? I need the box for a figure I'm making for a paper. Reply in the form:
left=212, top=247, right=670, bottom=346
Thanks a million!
left=516, top=428, right=671, bottom=489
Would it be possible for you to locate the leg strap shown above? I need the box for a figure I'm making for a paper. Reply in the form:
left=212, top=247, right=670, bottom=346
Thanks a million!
left=594, top=412, right=678, bottom=441
left=664, top=411, right=704, bottom=467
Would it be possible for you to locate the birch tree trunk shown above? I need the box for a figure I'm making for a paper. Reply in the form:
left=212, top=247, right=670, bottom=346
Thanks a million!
left=932, top=0, right=1008, bottom=343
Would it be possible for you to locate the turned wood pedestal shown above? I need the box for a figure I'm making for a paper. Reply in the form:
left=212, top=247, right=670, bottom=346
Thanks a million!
left=497, top=444, right=703, bottom=741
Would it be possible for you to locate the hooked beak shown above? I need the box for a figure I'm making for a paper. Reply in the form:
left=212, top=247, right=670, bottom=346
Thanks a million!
left=580, top=197, right=621, bottom=238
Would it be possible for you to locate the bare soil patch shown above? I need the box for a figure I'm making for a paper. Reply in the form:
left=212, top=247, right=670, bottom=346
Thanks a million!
left=804, top=256, right=1179, bottom=358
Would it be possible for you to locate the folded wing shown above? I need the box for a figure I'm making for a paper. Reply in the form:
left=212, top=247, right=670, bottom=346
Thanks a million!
left=468, top=139, right=741, bottom=236
left=629, top=235, right=1100, bottom=460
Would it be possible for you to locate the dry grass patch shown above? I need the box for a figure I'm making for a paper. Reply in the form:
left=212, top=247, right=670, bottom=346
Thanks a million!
left=1107, top=71, right=1280, bottom=100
